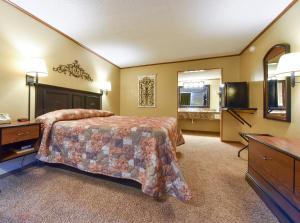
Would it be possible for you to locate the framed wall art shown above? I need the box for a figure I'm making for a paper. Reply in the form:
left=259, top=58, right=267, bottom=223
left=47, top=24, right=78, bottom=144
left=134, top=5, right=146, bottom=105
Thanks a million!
left=138, top=74, right=156, bottom=107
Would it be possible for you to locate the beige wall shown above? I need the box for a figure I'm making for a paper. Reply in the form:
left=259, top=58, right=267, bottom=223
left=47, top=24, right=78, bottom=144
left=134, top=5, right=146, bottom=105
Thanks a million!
left=120, top=56, right=241, bottom=141
left=240, top=1, right=300, bottom=140
left=0, top=1, right=120, bottom=121
left=207, top=79, right=221, bottom=110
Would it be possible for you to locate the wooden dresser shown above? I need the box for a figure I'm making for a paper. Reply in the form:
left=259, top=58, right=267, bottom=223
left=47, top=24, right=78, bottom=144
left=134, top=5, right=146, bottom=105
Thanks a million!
left=246, top=135, right=300, bottom=223
left=0, top=122, right=41, bottom=163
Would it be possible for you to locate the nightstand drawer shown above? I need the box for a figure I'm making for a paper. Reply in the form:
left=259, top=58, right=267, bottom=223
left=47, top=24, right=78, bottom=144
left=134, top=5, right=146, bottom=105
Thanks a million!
left=1, top=125, right=40, bottom=145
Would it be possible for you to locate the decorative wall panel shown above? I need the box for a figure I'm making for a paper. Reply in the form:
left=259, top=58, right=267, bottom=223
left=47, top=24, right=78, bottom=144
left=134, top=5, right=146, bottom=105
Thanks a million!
left=53, top=60, right=93, bottom=82
left=138, top=74, right=156, bottom=107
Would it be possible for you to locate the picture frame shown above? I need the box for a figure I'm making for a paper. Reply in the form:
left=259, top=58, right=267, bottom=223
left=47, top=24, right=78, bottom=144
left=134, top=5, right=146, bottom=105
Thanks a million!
left=138, top=74, right=156, bottom=107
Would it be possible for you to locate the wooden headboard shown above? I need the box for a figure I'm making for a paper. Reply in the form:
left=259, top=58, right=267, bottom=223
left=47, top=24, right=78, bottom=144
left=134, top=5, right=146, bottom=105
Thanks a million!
left=35, top=84, right=102, bottom=117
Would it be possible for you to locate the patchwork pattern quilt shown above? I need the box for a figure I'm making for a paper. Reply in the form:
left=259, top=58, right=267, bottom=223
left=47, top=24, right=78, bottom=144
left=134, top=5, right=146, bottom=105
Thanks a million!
left=36, top=109, right=191, bottom=201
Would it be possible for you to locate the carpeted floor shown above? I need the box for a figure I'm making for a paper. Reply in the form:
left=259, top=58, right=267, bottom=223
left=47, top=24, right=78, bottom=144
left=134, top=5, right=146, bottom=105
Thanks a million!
left=0, top=133, right=278, bottom=223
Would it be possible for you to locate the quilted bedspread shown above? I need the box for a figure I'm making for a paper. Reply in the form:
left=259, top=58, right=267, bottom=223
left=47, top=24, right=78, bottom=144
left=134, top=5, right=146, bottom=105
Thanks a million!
left=36, top=109, right=191, bottom=202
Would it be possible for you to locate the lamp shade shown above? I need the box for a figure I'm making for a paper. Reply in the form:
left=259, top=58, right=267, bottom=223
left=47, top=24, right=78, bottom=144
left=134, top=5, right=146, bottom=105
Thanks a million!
left=275, top=53, right=300, bottom=76
left=99, top=81, right=112, bottom=91
left=25, top=58, right=48, bottom=77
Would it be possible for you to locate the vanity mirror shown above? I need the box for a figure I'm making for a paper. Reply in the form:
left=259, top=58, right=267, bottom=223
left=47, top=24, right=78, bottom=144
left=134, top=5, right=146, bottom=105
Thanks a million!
left=178, top=85, right=210, bottom=108
left=263, top=44, right=291, bottom=122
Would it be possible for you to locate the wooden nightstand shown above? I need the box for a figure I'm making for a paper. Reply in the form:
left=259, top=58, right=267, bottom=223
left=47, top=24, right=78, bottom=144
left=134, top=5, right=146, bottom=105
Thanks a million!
left=0, top=122, right=41, bottom=163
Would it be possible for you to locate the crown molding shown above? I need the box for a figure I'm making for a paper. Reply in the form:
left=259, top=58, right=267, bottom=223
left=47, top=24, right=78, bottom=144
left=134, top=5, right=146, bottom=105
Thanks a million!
left=121, top=54, right=240, bottom=69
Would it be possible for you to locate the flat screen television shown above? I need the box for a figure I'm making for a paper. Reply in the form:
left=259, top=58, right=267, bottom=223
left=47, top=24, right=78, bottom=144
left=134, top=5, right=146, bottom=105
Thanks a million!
left=221, top=82, right=249, bottom=108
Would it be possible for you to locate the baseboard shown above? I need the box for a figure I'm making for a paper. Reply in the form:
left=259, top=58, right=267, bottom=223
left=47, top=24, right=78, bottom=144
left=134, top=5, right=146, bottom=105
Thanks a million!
left=221, top=140, right=242, bottom=144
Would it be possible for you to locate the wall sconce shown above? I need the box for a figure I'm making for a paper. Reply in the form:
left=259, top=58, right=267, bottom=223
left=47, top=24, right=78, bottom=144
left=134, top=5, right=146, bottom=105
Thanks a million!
left=99, top=81, right=112, bottom=95
left=25, top=58, right=48, bottom=85
left=275, top=52, right=300, bottom=87
left=25, top=58, right=48, bottom=120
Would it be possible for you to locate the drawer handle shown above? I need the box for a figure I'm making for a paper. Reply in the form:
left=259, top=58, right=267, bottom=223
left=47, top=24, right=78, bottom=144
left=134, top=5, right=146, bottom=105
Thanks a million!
left=17, top=131, right=30, bottom=136
left=261, top=155, right=272, bottom=161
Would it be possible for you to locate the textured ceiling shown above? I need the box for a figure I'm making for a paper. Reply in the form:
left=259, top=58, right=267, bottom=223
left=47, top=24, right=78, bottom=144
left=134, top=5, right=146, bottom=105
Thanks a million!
left=10, top=0, right=293, bottom=68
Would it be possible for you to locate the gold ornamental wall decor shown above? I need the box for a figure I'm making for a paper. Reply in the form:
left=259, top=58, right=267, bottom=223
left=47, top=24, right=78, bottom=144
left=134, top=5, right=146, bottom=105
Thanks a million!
left=138, top=74, right=156, bottom=107
left=53, top=60, right=93, bottom=82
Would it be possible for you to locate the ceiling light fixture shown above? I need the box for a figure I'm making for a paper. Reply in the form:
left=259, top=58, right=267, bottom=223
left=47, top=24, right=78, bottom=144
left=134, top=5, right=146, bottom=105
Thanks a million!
left=182, top=81, right=205, bottom=89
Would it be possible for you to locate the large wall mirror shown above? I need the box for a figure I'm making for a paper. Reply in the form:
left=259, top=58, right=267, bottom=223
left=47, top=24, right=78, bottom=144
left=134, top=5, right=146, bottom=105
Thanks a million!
left=263, top=44, right=291, bottom=122
left=178, top=86, right=210, bottom=108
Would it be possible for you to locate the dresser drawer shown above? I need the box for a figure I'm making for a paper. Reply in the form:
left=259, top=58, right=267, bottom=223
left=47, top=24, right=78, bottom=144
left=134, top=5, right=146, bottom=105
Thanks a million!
left=1, top=125, right=40, bottom=145
left=249, top=139, right=294, bottom=195
left=295, top=160, right=300, bottom=198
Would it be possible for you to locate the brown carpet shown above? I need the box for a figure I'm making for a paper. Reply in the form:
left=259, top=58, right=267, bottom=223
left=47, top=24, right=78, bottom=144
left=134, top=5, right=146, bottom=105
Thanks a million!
left=0, top=133, right=278, bottom=223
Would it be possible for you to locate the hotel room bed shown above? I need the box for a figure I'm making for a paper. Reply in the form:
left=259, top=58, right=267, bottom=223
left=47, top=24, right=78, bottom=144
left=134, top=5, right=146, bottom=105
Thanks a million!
left=36, top=109, right=191, bottom=202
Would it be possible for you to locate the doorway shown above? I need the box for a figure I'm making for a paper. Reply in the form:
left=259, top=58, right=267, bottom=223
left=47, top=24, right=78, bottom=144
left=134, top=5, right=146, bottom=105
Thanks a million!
left=177, top=69, right=222, bottom=137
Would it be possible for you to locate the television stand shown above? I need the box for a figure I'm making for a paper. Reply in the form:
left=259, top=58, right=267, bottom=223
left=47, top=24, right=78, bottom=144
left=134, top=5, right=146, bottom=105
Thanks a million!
left=222, top=108, right=257, bottom=128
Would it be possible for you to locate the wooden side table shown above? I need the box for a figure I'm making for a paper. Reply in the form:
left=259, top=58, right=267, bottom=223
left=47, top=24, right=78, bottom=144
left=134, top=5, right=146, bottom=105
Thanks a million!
left=0, top=122, right=41, bottom=163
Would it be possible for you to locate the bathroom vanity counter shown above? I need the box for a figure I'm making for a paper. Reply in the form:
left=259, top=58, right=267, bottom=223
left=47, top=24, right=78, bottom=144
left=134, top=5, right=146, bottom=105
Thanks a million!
left=178, top=108, right=221, bottom=120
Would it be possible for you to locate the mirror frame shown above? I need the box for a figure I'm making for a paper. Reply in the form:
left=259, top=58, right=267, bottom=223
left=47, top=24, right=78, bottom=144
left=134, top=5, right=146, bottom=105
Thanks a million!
left=263, top=43, right=291, bottom=122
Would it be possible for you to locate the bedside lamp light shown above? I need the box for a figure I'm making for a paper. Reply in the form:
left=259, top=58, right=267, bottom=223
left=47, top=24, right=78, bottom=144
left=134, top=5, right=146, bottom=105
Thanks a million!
left=275, top=53, right=300, bottom=87
left=25, top=58, right=48, bottom=121
left=99, top=81, right=111, bottom=95
left=25, top=58, right=48, bottom=85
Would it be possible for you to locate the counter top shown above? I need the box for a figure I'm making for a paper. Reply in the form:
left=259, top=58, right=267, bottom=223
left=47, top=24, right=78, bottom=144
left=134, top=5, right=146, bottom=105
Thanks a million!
left=178, top=108, right=221, bottom=120
left=178, top=108, right=220, bottom=113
